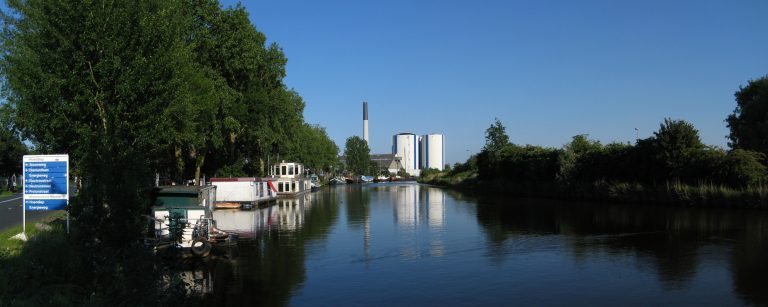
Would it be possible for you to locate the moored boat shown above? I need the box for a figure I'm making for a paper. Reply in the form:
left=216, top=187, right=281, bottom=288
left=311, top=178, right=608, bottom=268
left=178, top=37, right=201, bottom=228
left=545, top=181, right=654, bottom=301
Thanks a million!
left=210, top=177, right=277, bottom=210
left=271, top=161, right=312, bottom=197
left=149, top=185, right=234, bottom=257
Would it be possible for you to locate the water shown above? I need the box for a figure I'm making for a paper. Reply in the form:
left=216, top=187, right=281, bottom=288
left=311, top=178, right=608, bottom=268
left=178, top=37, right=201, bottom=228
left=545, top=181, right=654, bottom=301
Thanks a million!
left=195, top=183, right=768, bottom=306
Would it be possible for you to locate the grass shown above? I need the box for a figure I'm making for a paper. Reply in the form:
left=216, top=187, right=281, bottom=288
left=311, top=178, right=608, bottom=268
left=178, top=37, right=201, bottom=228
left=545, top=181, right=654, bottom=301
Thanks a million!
left=0, top=190, right=18, bottom=198
left=0, top=211, right=66, bottom=257
left=419, top=170, right=768, bottom=208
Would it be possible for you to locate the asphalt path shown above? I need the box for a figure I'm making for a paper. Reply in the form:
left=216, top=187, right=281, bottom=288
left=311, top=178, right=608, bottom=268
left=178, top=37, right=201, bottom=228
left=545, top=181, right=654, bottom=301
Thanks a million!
left=0, top=193, right=58, bottom=233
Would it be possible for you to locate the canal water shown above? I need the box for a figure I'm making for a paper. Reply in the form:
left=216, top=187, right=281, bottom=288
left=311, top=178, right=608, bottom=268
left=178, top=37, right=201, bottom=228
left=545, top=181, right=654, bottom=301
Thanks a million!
left=195, top=183, right=768, bottom=306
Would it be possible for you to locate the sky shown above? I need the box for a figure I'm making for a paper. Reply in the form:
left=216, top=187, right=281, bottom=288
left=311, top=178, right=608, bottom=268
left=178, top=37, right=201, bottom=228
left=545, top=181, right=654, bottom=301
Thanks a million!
left=3, top=1, right=765, bottom=164
left=219, top=0, right=768, bottom=165
left=223, top=0, right=768, bottom=164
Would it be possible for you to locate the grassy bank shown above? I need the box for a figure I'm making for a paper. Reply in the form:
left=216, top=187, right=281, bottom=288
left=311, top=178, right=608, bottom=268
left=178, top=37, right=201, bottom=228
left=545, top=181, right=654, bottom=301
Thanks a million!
left=0, top=213, right=195, bottom=306
left=419, top=170, right=768, bottom=208
left=0, top=190, right=18, bottom=198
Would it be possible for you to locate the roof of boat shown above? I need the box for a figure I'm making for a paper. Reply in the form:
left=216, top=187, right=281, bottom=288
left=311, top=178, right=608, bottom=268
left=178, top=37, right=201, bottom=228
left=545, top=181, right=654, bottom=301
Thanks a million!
left=153, top=185, right=214, bottom=194
left=210, top=177, right=274, bottom=182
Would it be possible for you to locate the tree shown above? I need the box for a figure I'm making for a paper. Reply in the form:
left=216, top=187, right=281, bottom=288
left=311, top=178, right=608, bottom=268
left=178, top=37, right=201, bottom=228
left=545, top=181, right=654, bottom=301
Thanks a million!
left=343, top=136, right=371, bottom=176
left=653, top=118, right=704, bottom=176
left=287, top=124, right=339, bottom=173
left=727, top=75, right=768, bottom=155
left=0, top=0, right=220, bottom=242
left=0, top=128, right=27, bottom=177
left=717, top=149, right=767, bottom=187
left=483, top=118, right=510, bottom=153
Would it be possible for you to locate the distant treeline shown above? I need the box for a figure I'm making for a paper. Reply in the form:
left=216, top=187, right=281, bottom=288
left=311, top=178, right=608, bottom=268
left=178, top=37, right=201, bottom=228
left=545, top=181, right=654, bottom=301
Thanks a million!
left=426, top=75, right=768, bottom=207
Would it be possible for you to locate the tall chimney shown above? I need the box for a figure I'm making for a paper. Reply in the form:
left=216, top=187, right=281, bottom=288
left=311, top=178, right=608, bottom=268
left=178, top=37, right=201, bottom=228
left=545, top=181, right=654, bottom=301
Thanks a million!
left=363, top=101, right=369, bottom=145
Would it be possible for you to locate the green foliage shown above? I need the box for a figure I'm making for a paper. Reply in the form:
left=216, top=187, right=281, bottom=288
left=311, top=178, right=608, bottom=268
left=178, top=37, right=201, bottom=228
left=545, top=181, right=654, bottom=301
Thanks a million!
left=727, top=75, right=768, bottom=155
left=397, top=168, right=408, bottom=177
left=1, top=0, right=203, bottom=242
left=343, top=136, right=372, bottom=176
left=286, top=124, right=339, bottom=173
left=419, top=168, right=441, bottom=179
left=483, top=118, right=509, bottom=153
left=0, top=128, right=27, bottom=176
left=717, top=149, right=767, bottom=187
left=0, top=225, right=191, bottom=306
left=475, top=118, right=768, bottom=191
left=652, top=118, right=704, bottom=176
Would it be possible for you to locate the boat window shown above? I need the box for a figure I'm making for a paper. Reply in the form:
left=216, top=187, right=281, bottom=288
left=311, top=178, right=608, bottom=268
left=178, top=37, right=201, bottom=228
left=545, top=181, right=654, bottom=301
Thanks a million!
left=282, top=166, right=286, bottom=176
left=278, top=182, right=284, bottom=192
left=289, top=165, right=294, bottom=175
left=292, top=182, right=296, bottom=192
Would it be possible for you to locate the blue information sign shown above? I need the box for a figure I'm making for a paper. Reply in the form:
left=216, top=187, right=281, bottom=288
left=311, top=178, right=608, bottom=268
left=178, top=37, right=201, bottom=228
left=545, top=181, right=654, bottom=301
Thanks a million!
left=23, top=155, right=69, bottom=211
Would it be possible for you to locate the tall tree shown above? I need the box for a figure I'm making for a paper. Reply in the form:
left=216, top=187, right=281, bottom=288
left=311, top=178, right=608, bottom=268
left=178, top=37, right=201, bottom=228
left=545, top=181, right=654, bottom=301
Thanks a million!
left=0, top=0, right=213, bottom=242
left=343, top=136, right=372, bottom=176
left=726, top=75, right=768, bottom=155
left=653, top=118, right=704, bottom=173
left=0, top=128, right=26, bottom=177
left=483, top=118, right=510, bottom=153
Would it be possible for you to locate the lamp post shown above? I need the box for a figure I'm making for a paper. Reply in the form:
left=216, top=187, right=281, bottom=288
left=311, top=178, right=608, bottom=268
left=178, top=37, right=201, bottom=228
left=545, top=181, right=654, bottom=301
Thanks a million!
left=634, top=128, right=639, bottom=141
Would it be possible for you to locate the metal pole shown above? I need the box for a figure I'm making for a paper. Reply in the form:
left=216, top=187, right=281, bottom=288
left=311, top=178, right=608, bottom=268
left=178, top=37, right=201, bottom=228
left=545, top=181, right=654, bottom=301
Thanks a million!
left=22, top=194, right=25, bottom=234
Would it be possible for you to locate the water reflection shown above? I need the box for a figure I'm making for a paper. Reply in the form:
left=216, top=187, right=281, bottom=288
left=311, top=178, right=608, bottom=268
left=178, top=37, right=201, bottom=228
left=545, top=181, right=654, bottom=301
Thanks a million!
left=200, top=191, right=339, bottom=306
left=188, top=184, right=768, bottom=306
left=474, top=196, right=768, bottom=305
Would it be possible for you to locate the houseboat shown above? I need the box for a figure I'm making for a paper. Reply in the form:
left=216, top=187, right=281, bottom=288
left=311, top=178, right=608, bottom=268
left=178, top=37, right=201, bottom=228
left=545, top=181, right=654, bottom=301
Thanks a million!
left=210, top=177, right=277, bottom=210
left=149, top=185, right=231, bottom=257
left=271, top=161, right=312, bottom=197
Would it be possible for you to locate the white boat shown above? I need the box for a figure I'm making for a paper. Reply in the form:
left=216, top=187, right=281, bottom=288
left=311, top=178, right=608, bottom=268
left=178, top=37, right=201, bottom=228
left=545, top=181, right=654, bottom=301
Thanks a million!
left=210, top=177, right=277, bottom=209
left=360, top=175, right=374, bottom=183
left=309, top=174, right=321, bottom=191
left=149, top=185, right=232, bottom=256
left=271, top=161, right=312, bottom=197
left=329, top=177, right=345, bottom=185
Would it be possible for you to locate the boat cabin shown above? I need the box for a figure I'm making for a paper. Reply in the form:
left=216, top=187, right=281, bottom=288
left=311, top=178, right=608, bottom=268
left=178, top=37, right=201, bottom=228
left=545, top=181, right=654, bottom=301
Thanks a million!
left=209, top=177, right=277, bottom=209
left=272, top=162, right=312, bottom=196
left=150, top=185, right=216, bottom=248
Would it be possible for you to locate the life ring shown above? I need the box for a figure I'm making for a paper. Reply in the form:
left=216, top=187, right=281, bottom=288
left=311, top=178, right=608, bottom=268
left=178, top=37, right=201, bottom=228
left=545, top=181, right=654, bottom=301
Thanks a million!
left=190, top=237, right=212, bottom=257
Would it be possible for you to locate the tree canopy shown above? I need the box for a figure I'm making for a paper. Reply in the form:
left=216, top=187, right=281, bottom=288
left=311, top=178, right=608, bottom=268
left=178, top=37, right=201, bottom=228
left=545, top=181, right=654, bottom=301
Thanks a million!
left=343, top=136, right=372, bottom=176
left=727, top=75, right=768, bottom=155
left=483, top=118, right=510, bottom=153
left=0, top=0, right=337, bottom=242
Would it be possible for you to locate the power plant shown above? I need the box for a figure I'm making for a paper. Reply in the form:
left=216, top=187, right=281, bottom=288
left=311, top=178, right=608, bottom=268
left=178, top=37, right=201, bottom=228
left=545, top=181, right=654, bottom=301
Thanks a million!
left=420, top=134, right=444, bottom=171
left=363, top=101, right=369, bottom=145
left=361, top=102, right=445, bottom=177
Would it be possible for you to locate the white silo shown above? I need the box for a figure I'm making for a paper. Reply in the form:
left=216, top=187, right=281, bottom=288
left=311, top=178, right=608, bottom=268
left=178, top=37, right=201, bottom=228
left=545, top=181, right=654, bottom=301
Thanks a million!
left=392, top=133, right=420, bottom=176
left=420, top=134, right=444, bottom=171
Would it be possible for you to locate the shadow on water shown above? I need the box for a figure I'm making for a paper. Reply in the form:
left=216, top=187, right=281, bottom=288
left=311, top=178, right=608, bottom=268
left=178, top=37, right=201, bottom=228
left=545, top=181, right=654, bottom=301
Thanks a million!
left=473, top=195, right=768, bottom=304
left=182, top=184, right=768, bottom=306
left=198, top=190, right=340, bottom=306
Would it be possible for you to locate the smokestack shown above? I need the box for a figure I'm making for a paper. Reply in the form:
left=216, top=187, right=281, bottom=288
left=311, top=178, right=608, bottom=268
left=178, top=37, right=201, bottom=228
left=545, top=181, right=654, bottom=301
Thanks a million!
left=363, top=101, right=369, bottom=145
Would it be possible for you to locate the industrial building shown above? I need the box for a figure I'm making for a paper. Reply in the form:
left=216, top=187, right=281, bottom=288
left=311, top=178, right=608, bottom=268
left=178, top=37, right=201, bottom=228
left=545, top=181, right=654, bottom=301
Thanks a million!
left=392, top=133, right=421, bottom=176
left=359, top=102, right=445, bottom=177
left=420, top=134, right=444, bottom=171
left=390, top=132, right=445, bottom=176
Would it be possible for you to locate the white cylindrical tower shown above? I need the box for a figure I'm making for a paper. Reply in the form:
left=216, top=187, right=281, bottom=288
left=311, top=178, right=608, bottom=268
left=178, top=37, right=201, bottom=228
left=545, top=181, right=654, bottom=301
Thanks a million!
left=392, top=133, right=420, bottom=176
left=363, top=102, right=369, bottom=145
left=420, top=134, right=444, bottom=171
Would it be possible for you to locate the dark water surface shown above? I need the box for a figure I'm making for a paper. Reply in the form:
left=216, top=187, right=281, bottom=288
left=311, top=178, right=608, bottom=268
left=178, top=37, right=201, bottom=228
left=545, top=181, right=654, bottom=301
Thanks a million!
left=196, top=183, right=768, bottom=306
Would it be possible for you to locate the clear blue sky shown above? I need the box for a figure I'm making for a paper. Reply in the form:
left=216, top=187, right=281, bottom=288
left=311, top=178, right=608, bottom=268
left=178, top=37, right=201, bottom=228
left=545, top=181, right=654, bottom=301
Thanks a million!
left=225, top=0, right=768, bottom=164
left=7, top=1, right=766, bottom=164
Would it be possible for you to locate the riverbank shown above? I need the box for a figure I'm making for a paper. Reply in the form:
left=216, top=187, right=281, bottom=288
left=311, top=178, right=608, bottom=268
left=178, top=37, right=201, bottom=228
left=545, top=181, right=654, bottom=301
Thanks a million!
left=0, top=212, right=195, bottom=306
left=419, top=171, right=768, bottom=208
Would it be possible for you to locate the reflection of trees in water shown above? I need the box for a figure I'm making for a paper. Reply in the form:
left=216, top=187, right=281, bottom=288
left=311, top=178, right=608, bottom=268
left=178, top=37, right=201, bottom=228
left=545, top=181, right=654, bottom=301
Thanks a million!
left=199, top=189, right=340, bottom=306
left=731, top=216, right=768, bottom=306
left=475, top=197, right=768, bottom=303
left=345, top=185, right=371, bottom=230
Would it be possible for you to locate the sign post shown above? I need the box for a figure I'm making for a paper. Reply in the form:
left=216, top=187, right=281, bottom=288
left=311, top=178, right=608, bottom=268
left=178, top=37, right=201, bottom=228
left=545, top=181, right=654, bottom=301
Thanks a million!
left=22, top=154, right=69, bottom=234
